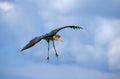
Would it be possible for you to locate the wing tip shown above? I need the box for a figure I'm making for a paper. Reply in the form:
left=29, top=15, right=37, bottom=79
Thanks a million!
left=69, top=25, right=83, bottom=29
left=78, top=26, right=83, bottom=29
left=20, top=48, right=26, bottom=52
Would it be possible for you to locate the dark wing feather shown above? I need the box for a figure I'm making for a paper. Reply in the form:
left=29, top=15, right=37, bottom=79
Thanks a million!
left=49, top=25, right=83, bottom=35
left=21, top=35, right=46, bottom=51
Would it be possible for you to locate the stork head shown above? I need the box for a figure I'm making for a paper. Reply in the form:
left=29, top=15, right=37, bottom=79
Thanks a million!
left=53, top=35, right=63, bottom=42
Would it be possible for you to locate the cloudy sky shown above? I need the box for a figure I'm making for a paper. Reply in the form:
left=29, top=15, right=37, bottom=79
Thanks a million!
left=0, top=0, right=120, bottom=79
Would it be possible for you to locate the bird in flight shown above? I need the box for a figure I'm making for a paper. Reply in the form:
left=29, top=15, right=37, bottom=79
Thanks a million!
left=21, top=25, right=83, bottom=60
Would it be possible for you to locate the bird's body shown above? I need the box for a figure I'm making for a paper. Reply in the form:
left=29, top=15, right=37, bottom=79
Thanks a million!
left=21, top=25, right=83, bottom=60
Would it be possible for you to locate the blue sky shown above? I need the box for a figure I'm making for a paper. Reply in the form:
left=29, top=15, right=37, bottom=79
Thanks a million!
left=0, top=0, right=120, bottom=79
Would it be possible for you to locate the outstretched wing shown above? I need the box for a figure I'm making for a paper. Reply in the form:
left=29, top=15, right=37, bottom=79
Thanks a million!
left=21, top=35, right=46, bottom=51
left=49, top=25, right=83, bottom=35
left=21, top=25, right=82, bottom=51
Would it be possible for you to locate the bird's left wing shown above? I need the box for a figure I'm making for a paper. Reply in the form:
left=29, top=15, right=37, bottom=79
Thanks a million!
left=21, top=34, right=47, bottom=51
left=49, top=25, right=83, bottom=35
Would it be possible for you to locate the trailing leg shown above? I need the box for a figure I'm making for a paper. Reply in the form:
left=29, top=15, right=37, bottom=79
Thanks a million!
left=52, top=40, right=58, bottom=58
left=46, top=41, right=50, bottom=61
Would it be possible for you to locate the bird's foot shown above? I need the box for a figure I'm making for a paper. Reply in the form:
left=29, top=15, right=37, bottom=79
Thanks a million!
left=55, top=53, right=58, bottom=58
left=46, top=56, right=49, bottom=61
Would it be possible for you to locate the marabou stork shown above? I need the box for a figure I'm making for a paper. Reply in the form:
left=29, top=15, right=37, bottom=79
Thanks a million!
left=21, top=26, right=83, bottom=60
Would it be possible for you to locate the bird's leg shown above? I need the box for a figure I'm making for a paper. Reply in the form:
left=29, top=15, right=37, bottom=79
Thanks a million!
left=46, top=41, right=50, bottom=61
left=52, top=40, right=58, bottom=58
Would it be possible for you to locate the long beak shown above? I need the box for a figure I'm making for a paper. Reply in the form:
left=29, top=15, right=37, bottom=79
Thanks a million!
left=59, top=37, right=63, bottom=42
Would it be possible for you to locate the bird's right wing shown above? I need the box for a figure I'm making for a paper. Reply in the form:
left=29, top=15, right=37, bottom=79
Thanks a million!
left=21, top=35, right=47, bottom=51
left=49, top=25, right=83, bottom=35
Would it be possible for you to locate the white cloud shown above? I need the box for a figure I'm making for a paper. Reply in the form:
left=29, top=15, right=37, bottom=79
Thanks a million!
left=52, top=17, right=120, bottom=72
left=1, top=1, right=40, bottom=38
left=50, top=0, right=78, bottom=14
left=95, top=22, right=115, bottom=46
left=35, top=0, right=79, bottom=14
left=95, top=18, right=120, bottom=71
left=0, top=2, right=14, bottom=12
left=108, top=38, right=120, bottom=71
left=37, top=0, right=79, bottom=29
